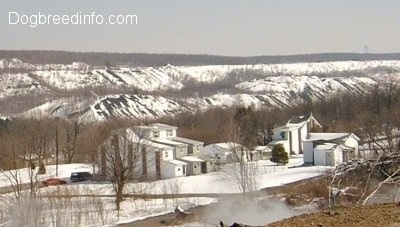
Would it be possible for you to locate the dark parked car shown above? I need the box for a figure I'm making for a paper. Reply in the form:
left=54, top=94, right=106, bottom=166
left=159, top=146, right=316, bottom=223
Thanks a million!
left=70, top=172, right=93, bottom=182
left=42, top=178, right=67, bottom=187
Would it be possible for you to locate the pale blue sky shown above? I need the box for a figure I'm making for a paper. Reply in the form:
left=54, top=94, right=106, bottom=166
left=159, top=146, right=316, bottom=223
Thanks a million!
left=1, top=0, right=399, bottom=56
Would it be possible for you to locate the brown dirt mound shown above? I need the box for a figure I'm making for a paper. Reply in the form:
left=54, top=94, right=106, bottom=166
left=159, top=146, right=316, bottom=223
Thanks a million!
left=269, top=203, right=400, bottom=227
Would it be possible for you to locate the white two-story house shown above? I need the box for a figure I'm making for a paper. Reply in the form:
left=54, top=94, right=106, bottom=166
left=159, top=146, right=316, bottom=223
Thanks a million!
left=99, top=123, right=210, bottom=181
left=268, top=113, right=360, bottom=166
left=98, top=127, right=187, bottom=181
left=144, top=123, right=209, bottom=175
left=269, top=114, right=322, bottom=155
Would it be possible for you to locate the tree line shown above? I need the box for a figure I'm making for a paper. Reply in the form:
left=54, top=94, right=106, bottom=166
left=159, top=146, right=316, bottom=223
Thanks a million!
left=2, top=50, right=400, bottom=66
left=0, top=80, right=399, bottom=171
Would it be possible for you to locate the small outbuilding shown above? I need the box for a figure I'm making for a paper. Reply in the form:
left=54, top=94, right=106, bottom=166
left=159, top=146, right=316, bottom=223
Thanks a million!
left=303, top=133, right=360, bottom=166
left=162, top=160, right=187, bottom=179
left=180, top=156, right=204, bottom=175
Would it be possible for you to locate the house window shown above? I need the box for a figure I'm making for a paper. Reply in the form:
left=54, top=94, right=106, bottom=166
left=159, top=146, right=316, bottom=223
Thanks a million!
left=167, top=129, right=173, bottom=137
left=177, top=168, right=181, bottom=171
left=153, top=130, right=159, bottom=138
left=165, top=152, right=168, bottom=158
left=280, top=131, right=286, bottom=139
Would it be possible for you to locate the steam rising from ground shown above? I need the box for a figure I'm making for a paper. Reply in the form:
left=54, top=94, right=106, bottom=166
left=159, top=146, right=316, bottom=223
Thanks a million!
left=201, top=195, right=308, bottom=226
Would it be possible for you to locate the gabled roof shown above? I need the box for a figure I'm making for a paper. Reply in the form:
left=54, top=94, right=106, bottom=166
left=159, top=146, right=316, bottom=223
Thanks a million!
left=274, top=113, right=322, bottom=132
left=208, top=142, right=242, bottom=150
left=314, top=143, right=356, bottom=152
left=203, top=142, right=243, bottom=158
left=145, top=139, right=174, bottom=150
left=149, top=123, right=177, bottom=130
left=273, top=124, right=302, bottom=131
left=288, top=114, right=312, bottom=124
left=314, top=143, right=338, bottom=151
left=172, top=137, right=204, bottom=145
left=180, top=156, right=204, bottom=162
left=167, top=160, right=188, bottom=166
left=152, top=138, right=187, bottom=147
left=306, top=133, right=360, bottom=142
left=287, top=113, right=322, bottom=128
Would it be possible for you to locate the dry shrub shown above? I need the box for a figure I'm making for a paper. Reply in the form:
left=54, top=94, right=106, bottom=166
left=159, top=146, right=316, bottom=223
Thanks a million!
left=286, top=177, right=330, bottom=199
left=284, top=196, right=297, bottom=206
left=281, top=176, right=330, bottom=206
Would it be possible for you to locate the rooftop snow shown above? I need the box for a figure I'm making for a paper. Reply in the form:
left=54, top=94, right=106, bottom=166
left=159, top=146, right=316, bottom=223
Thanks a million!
left=180, top=156, right=205, bottom=162
left=149, top=123, right=178, bottom=130
left=152, top=138, right=187, bottom=146
left=306, top=133, right=351, bottom=141
left=210, top=142, right=242, bottom=149
left=167, top=160, right=188, bottom=166
left=314, top=143, right=338, bottom=150
left=171, top=137, right=204, bottom=145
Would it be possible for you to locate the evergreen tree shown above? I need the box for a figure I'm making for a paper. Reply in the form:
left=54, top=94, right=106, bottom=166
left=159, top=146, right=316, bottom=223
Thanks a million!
left=270, top=144, right=288, bottom=165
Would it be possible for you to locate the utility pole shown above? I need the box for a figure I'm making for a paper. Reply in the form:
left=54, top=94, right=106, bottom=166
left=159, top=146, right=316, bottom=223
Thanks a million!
left=55, top=123, right=59, bottom=176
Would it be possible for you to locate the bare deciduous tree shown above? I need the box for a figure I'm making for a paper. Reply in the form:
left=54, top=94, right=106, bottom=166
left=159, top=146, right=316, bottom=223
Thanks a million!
left=101, top=127, right=148, bottom=215
left=61, top=118, right=82, bottom=163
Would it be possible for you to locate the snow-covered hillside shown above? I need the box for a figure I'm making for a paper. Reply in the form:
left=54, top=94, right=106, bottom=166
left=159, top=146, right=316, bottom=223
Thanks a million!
left=2, top=58, right=400, bottom=93
left=20, top=97, right=95, bottom=119
left=2, top=58, right=400, bottom=121
left=20, top=94, right=193, bottom=122
left=172, top=60, right=400, bottom=83
left=236, top=76, right=377, bottom=96
left=0, top=73, right=47, bottom=98
left=81, top=94, right=193, bottom=122
left=33, top=66, right=183, bottom=91
left=0, top=58, right=35, bottom=69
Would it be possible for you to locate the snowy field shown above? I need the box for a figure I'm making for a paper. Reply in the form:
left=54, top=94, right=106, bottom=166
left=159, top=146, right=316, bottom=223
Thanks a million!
left=0, top=156, right=332, bottom=226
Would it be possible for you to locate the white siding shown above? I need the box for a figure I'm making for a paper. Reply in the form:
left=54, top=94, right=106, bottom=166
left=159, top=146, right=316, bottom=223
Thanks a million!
left=300, top=124, right=308, bottom=141
left=145, top=149, right=156, bottom=178
left=192, top=144, right=203, bottom=154
left=175, top=146, right=188, bottom=159
left=290, top=129, right=299, bottom=154
left=161, top=161, right=186, bottom=179
left=299, top=124, right=308, bottom=153
left=161, top=162, right=176, bottom=179
left=281, top=141, right=290, bottom=155
left=303, top=141, right=314, bottom=163
left=157, top=129, right=177, bottom=138
left=133, top=146, right=156, bottom=179
left=333, top=147, right=343, bottom=165
left=162, top=149, right=173, bottom=161
left=314, top=148, right=342, bottom=166
left=159, top=130, right=167, bottom=138
left=175, top=165, right=185, bottom=177
left=344, top=137, right=359, bottom=152
left=314, top=150, right=328, bottom=166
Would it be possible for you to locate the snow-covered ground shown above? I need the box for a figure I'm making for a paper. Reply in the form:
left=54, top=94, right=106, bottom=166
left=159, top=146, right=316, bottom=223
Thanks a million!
left=0, top=156, right=332, bottom=226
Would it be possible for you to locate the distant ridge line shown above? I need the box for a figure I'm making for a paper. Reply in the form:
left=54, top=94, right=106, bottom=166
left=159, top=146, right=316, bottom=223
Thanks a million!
left=1, top=50, right=400, bottom=67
